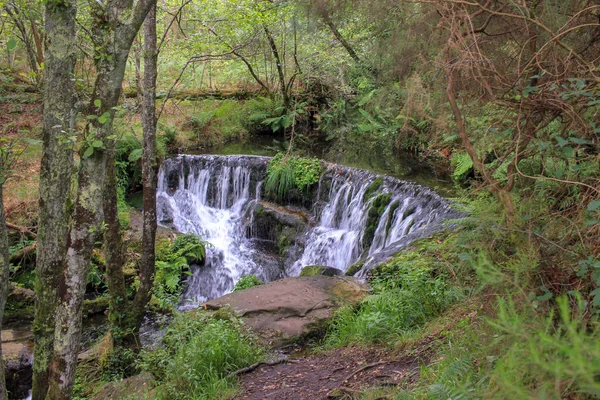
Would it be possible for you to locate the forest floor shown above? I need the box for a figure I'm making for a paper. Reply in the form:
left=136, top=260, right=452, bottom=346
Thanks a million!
left=236, top=338, right=437, bottom=400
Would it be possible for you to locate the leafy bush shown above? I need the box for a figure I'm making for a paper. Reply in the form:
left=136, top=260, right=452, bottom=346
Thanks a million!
left=139, top=312, right=264, bottom=400
left=232, top=275, right=263, bottom=292
left=265, top=152, right=322, bottom=201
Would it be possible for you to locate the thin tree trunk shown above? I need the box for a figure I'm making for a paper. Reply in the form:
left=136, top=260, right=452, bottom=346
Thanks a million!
left=264, top=26, right=289, bottom=110
left=321, top=11, right=361, bottom=64
left=32, top=0, right=76, bottom=397
left=0, top=185, right=10, bottom=400
left=132, top=4, right=158, bottom=330
left=103, top=144, right=129, bottom=344
left=4, top=4, right=40, bottom=82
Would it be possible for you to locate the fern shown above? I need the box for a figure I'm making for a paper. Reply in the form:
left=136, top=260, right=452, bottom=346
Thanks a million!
left=451, top=152, right=474, bottom=182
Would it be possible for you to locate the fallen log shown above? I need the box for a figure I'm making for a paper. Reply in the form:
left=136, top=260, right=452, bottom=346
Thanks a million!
left=9, top=242, right=36, bottom=265
left=6, top=222, right=37, bottom=239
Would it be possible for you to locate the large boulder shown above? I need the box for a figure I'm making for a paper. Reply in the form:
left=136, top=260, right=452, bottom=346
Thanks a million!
left=205, top=275, right=368, bottom=347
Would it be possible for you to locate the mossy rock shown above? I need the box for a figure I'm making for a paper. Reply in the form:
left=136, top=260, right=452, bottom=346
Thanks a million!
left=83, top=297, right=110, bottom=317
left=299, top=265, right=342, bottom=277
left=363, top=178, right=383, bottom=201
left=345, top=261, right=364, bottom=277
left=363, top=192, right=393, bottom=247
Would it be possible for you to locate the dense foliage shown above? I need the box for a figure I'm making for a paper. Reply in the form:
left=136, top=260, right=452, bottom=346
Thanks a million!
left=1, top=0, right=599, bottom=398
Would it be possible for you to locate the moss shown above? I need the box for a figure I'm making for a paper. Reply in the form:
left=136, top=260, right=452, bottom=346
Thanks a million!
left=363, top=192, right=392, bottom=248
left=83, top=296, right=110, bottom=317
left=385, top=201, right=401, bottom=236
left=345, top=261, right=364, bottom=277
left=299, top=266, right=325, bottom=277
left=363, top=178, right=383, bottom=202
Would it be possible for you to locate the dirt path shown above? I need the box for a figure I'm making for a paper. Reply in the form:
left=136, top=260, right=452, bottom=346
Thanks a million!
left=236, top=340, right=435, bottom=400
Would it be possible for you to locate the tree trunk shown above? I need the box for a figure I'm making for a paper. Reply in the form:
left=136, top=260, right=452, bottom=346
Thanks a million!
left=321, top=11, right=361, bottom=64
left=44, top=0, right=155, bottom=395
left=46, top=145, right=106, bottom=399
left=264, top=26, right=289, bottom=111
left=32, top=1, right=76, bottom=398
left=103, top=144, right=129, bottom=345
left=0, top=185, right=10, bottom=400
left=132, top=4, right=158, bottom=331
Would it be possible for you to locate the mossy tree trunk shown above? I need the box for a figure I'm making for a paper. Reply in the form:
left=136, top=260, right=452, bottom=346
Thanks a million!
left=131, top=5, right=158, bottom=332
left=31, top=1, right=77, bottom=398
left=45, top=0, right=155, bottom=398
left=0, top=185, right=10, bottom=400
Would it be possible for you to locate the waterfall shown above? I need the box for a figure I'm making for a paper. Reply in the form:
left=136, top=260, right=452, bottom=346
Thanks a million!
left=157, top=155, right=459, bottom=305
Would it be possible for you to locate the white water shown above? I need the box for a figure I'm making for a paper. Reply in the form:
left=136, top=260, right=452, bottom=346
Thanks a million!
left=157, top=155, right=458, bottom=304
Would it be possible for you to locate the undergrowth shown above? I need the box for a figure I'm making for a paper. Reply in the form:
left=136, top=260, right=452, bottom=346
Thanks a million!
left=139, top=311, right=264, bottom=400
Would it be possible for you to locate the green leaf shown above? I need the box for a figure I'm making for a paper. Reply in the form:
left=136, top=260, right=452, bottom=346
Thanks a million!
left=98, top=112, right=111, bottom=124
left=587, top=200, right=600, bottom=212
left=555, top=137, right=569, bottom=147
left=94, top=99, right=102, bottom=108
left=91, top=140, right=104, bottom=148
left=86, top=115, right=97, bottom=120
left=128, top=148, right=143, bottom=162
left=7, top=38, right=17, bottom=51
left=82, top=146, right=94, bottom=159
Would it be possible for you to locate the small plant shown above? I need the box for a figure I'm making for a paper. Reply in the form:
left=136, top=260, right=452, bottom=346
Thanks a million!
left=233, top=274, right=263, bottom=292
left=265, top=152, right=322, bottom=201
left=153, top=234, right=209, bottom=308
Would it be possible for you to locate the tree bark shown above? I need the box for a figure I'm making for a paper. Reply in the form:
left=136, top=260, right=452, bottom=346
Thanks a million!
left=132, top=4, right=158, bottom=331
left=32, top=1, right=76, bottom=398
left=103, top=144, right=129, bottom=344
left=0, top=185, right=10, bottom=400
left=44, top=0, right=155, bottom=396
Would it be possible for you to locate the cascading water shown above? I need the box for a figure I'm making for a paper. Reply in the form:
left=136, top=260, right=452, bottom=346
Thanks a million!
left=157, top=155, right=460, bottom=305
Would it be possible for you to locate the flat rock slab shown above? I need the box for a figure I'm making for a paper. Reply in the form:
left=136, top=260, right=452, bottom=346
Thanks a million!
left=205, top=276, right=368, bottom=347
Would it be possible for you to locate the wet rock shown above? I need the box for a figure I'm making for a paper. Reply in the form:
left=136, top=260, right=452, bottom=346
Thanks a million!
left=204, top=275, right=368, bottom=347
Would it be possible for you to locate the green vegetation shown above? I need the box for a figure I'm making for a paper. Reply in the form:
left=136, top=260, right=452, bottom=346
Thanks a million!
left=362, top=178, right=383, bottom=202
left=139, top=311, right=264, bottom=400
left=232, top=275, right=263, bottom=292
left=265, top=152, right=323, bottom=202
left=363, top=193, right=392, bottom=247
left=153, top=234, right=208, bottom=309
left=325, top=235, right=459, bottom=347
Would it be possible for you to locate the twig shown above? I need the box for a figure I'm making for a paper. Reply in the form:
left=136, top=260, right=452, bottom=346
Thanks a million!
left=226, top=359, right=299, bottom=379
left=6, top=222, right=37, bottom=238
left=340, top=360, right=387, bottom=384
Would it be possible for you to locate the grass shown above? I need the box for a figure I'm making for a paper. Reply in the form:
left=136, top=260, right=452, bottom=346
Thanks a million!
left=139, top=311, right=264, bottom=400
left=324, top=234, right=463, bottom=348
